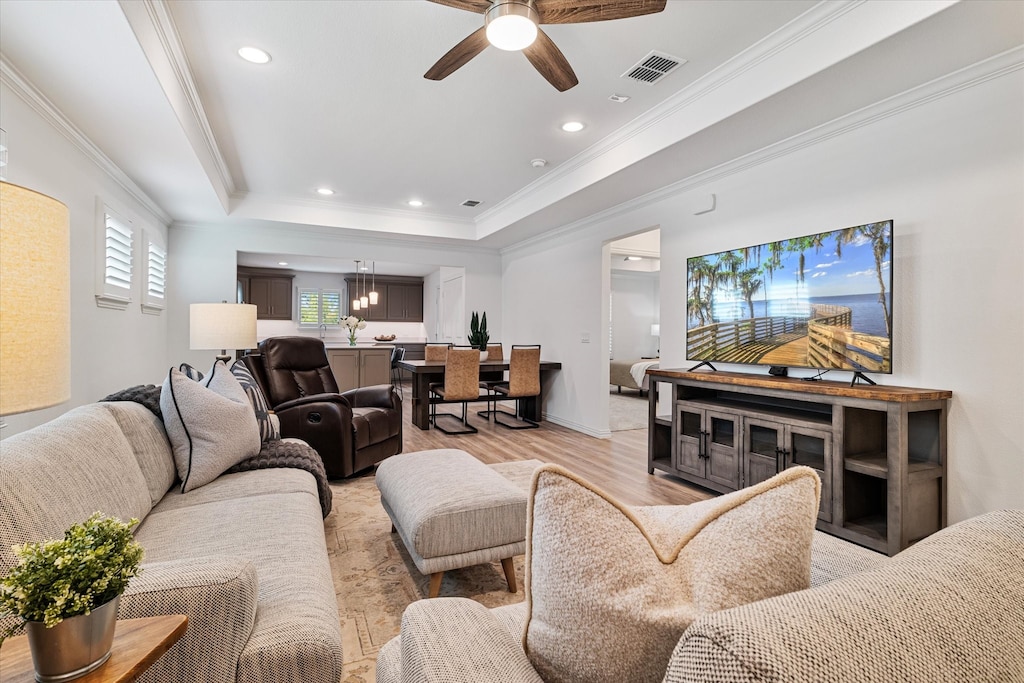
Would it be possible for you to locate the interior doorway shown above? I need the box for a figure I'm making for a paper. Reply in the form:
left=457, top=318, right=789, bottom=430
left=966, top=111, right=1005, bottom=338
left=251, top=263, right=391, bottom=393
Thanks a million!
left=606, top=228, right=660, bottom=433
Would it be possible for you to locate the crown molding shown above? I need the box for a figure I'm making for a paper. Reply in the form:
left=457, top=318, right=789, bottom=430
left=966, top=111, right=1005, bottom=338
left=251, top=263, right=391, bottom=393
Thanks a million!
left=477, top=0, right=956, bottom=239
left=502, top=45, right=1023, bottom=257
left=0, top=58, right=172, bottom=225
left=229, top=190, right=475, bottom=226
left=229, top=191, right=478, bottom=241
left=171, top=219, right=501, bottom=256
left=118, top=0, right=236, bottom=211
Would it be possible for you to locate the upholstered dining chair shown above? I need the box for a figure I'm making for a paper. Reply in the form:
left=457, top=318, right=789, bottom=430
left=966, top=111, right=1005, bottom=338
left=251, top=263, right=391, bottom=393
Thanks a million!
left=428, top=346, right=483, bottom=434
left=491, top=344, right=541, bottom=430
left=477, top=343, right=504, bottom=419
left=424, top=343, right=451, bottom=363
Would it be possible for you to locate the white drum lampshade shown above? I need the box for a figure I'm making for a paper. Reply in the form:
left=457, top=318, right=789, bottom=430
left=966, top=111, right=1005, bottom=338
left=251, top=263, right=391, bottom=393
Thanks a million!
left=0, top=181, right=70, bottom=415
left=190, top=303, right=257, bottom=362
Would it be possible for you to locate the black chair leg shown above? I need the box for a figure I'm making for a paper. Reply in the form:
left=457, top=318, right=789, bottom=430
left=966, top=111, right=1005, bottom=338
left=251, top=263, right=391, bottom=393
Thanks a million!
left=433, top=400, right=479, bottom=435
left=493, top=399, right=539, bottom=430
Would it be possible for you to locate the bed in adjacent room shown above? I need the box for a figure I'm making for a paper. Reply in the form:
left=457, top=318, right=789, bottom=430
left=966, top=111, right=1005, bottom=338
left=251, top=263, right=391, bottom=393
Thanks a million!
left=609, top=358, right=659, bottom=394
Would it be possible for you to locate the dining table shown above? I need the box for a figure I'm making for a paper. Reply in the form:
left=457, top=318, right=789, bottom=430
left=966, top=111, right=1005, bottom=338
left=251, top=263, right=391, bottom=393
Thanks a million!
left=397, top=358, right=562, bottom=430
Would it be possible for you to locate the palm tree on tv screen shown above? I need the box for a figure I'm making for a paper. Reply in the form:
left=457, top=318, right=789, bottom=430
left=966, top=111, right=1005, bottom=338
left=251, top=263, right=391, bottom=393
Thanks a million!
left=833, top=223, right=893, bottom=337
left=737, top=269, right=762, bottom=319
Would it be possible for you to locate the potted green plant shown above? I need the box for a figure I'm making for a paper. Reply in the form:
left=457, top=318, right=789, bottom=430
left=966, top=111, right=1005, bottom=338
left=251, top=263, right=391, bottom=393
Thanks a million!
left=0, top=513, right=144, bottom=681
left=468, top=311, right=490, bottom=359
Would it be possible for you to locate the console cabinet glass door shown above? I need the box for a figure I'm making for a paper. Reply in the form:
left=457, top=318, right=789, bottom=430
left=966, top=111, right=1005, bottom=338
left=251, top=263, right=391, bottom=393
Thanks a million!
left=673, top=401, right=740, bottom=489
left=742, top=416, right=832, bottom=523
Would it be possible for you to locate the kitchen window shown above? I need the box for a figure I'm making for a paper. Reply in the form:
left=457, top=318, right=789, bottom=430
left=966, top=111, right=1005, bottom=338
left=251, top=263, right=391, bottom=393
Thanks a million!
left=299, top=288, right=342, bottom=326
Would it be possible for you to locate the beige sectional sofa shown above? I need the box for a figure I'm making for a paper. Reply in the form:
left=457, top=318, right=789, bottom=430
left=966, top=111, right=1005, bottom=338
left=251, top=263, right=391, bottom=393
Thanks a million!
left=0, top=401, right=342, bottom=682
left=378, top=511, right=1024, bottom=682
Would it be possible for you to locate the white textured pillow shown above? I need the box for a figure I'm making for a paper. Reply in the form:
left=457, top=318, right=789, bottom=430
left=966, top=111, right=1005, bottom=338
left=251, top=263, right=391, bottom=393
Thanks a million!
left=160, top=361, right=261, bottom=493
left=522, top=464, right=821, bottom=683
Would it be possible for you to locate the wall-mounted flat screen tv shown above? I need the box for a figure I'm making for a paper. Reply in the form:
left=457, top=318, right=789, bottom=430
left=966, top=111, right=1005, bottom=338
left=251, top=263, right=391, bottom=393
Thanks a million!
left=686, top=220, right=893, bottom=374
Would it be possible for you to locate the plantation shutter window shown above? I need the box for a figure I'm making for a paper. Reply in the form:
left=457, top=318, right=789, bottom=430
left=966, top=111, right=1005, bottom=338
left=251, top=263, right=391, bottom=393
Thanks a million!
left=299, top=289, right=320, bottom=325
left=142, top=238, right=166, bottom=315
left=95, top=206, right=135, bottom=310
left=321, top=290, right=341, bottom=325
left=299, top=289, right=342, bottom=326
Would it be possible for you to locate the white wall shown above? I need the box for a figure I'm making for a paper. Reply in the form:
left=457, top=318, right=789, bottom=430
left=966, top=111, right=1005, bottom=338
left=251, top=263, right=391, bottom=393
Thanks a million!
left=168, top=224, right=501, bottom=369
left=502, top=63, right=1024, bottom=521
left=0, top=81, right=169, bottom=437
left=611, top=272, right=659, bottom=359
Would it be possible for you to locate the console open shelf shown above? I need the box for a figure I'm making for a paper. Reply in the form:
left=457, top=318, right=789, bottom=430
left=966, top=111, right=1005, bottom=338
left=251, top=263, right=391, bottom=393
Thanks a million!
left=647, top=369, right=952, bottom=556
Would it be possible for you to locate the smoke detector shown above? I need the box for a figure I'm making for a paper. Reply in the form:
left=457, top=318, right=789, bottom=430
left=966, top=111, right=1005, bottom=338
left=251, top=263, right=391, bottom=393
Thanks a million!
left=531, top=158, right=548, bottom=168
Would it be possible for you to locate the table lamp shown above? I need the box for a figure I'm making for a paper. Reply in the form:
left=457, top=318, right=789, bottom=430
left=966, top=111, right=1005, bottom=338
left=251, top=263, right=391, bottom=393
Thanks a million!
left=0, top=181, right=70, bottom=415
left=189, top=302, right=257, bottom=363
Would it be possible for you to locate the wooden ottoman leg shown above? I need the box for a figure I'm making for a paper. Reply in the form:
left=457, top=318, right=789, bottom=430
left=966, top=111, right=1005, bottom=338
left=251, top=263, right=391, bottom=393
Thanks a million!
left=501, top=557, right=517, bottom=593
left=428, top=572, right=444, bottom=598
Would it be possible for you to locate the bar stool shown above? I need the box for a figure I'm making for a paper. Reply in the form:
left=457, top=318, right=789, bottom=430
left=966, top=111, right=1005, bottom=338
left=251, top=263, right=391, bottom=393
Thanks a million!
left=390, top=346, right=406, bottom=398
left=429, top=347, right=484, bottom=434
left=492, top=345, right=541, bottom=430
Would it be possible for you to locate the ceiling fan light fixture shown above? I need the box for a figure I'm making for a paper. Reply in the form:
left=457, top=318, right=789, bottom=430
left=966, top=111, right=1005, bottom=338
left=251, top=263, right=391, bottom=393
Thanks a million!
left=485, top=1, right=539, bottom=51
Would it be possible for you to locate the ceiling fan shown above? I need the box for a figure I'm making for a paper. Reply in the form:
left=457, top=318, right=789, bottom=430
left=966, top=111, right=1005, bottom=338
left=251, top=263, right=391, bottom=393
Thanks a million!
left=424, top=0, right=668, bottom=92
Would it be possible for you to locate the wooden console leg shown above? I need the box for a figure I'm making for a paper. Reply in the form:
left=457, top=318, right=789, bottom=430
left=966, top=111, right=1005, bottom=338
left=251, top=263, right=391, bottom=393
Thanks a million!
left=501, top=557, right=517, bottom=593
left=391, top=523, right=396, bottom=533
left=428, top=572, right=444, bottom=598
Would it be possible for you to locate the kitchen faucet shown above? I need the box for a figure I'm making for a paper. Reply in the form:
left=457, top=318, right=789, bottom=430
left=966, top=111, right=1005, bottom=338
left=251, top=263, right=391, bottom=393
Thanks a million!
left=319, top=323, right=327, bottom=340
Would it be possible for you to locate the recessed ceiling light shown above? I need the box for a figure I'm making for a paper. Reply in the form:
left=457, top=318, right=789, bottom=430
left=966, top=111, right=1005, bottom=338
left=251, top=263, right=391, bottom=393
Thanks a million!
left=407, top=199, right=424, bottom=207
left=278, top=261, right=289, bottom=266
left=561, top=121, right=585, bottom=133
left=531, top=158, right=547, bottom=168
left=625, top=256, right=642, bottom=261
left=316, top=188, right=334, bottom=196
left=238, top=46, right=271, bottom=64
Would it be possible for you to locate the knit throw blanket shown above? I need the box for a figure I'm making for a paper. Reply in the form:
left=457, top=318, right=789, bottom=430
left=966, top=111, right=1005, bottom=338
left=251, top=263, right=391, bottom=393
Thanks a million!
left=102, top=385, right=333, bottom=517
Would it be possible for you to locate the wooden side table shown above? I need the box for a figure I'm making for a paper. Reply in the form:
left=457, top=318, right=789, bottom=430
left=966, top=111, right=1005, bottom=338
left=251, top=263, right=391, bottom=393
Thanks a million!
left=0, top=615, right=187, bottom=683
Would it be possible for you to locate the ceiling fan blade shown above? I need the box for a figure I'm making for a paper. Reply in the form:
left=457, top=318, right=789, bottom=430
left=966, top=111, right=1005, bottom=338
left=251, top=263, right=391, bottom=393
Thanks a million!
left=537, top=0, right=667, bottom=24
left=523, top=27, right=578, bottom=92
left=424, top=27, right=490, bottom=81
left=425, top=0, right=492, bottom=13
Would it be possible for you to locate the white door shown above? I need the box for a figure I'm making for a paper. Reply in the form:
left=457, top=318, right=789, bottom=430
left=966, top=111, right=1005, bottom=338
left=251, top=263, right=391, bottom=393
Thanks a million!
left=441, top=275, right=464, bottom=344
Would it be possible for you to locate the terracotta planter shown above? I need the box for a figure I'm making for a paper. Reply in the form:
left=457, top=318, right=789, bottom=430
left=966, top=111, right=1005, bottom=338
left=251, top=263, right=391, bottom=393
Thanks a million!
left=26, top=595, right=120, bottom=682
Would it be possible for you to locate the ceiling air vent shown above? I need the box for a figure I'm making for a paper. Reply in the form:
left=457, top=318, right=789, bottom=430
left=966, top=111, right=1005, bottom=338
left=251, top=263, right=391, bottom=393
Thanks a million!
left=461, top=199, right=482, bottom=207
left=622, top=51, right=685, bottom=85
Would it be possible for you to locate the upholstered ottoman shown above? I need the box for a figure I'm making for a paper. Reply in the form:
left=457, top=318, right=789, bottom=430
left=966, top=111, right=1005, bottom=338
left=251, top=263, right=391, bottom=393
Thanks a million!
left=376, top=449, right=540, bottom=598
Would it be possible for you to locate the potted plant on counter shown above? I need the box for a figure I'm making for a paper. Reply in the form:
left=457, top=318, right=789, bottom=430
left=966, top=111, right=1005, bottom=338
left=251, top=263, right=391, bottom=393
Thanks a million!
left=468, top=311, right=490, bottom=360
left=0, top=513, right=144, bottom=681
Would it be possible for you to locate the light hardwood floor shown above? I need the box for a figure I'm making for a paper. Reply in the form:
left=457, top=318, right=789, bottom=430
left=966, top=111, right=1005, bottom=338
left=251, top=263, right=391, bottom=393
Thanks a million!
left=396, top=383, right=713, bottom=507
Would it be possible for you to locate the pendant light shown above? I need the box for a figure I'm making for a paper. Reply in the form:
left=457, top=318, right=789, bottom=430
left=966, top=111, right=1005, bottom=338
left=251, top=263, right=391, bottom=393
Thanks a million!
left=352, top=260, right=361, bottom=312
left=369, top=261, right=378, bottom=305
left=359, top=262, right=369, bottom=309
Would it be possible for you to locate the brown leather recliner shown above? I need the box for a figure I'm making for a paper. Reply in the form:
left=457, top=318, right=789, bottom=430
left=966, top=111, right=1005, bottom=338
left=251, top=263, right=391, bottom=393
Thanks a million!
left=241, top=336, right=403, bottom=479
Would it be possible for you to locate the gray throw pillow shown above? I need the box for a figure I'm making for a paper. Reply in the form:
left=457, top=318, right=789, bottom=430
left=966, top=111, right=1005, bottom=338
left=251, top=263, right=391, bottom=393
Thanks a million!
left=229, top=360, right=280, bottom=442
left=160, top=361, right=261, bottom=493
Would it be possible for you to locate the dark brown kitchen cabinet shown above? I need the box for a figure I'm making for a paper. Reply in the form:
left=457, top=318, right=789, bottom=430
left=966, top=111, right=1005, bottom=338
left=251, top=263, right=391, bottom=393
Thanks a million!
left=237, top=268, right=294, bottom=320
left=346, top=275, right=423, bottom=322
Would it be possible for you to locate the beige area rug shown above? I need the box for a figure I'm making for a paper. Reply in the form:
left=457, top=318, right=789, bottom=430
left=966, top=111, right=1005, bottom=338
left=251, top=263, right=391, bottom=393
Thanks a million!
left=325, top=463, right=536, bottom=682
left=609, top=389, right=649, bottom=431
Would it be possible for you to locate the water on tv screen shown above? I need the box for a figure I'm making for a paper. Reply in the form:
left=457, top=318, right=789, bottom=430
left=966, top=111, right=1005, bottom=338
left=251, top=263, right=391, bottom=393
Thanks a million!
left=686, top=220, right=893, bottom=373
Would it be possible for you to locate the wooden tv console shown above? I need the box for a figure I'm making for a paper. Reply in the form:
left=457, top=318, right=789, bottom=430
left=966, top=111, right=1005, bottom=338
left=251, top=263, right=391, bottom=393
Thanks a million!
left=646, top=369, right=952, bottom=556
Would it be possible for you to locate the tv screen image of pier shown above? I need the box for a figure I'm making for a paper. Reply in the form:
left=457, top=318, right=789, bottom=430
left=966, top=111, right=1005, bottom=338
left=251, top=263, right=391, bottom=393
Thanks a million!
left=686, top=220, right=893, bottom=372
